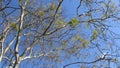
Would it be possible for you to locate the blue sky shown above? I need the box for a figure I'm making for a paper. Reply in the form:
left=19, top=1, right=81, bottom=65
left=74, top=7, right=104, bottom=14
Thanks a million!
left=1, top=0, right=120, bottom=68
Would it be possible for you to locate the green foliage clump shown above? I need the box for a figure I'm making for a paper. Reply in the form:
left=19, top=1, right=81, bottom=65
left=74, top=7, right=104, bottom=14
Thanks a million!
left=68, top=18, right=79, bottom=27
left=91, top=29, right=98, bottom=42
left=39, top=10, right=45, bottom=16
left=10, top=23, right=19, bottom=31
left=72, top=35, right=88, bottom=48
left=55, top=20, right=66, bottom=28
left=79, top=38, right=88, bottom=48
left=49, top=4, right=56, bottom=10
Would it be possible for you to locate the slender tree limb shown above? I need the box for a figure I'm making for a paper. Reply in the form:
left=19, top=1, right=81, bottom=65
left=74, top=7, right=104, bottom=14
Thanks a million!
left=63, top=54, right=106, bottom=68
left=76, top=0, right=83, bottom=16
left=0, top=26, right=9, bottom=62
left=13, top=0, right=27, bottom=67
left=42, top=0, right=64, bottom=35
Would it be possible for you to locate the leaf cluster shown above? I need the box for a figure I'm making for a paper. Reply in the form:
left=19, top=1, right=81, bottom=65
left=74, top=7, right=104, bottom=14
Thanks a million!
left=68, top=18, right=79, bottom=27
left=10, top=23, right=19, bottom=31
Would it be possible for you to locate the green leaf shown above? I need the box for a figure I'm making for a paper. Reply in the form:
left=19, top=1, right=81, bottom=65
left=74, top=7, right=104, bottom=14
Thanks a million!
left=10, top=23, right=19, bottom=31
left=55, top=20, right=66, bottom=28
left=39, top=11, right=45, bottom=16
left=68, top=18, right=79, bottom=27
left=80, top=38, right=88, bottom=48
left=91, top=29, right=98, bottom=41
left=82, top=40, right=88, bottom=48
left=49, top=4, right=55, bottom=10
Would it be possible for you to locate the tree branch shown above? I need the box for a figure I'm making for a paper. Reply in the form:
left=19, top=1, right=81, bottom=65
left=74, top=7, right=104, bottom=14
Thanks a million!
left=13, top=1, right=26, bottom=67
left=42, top=0, right=64, bottom=35
left=63, top=54, right=106, bottom=68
